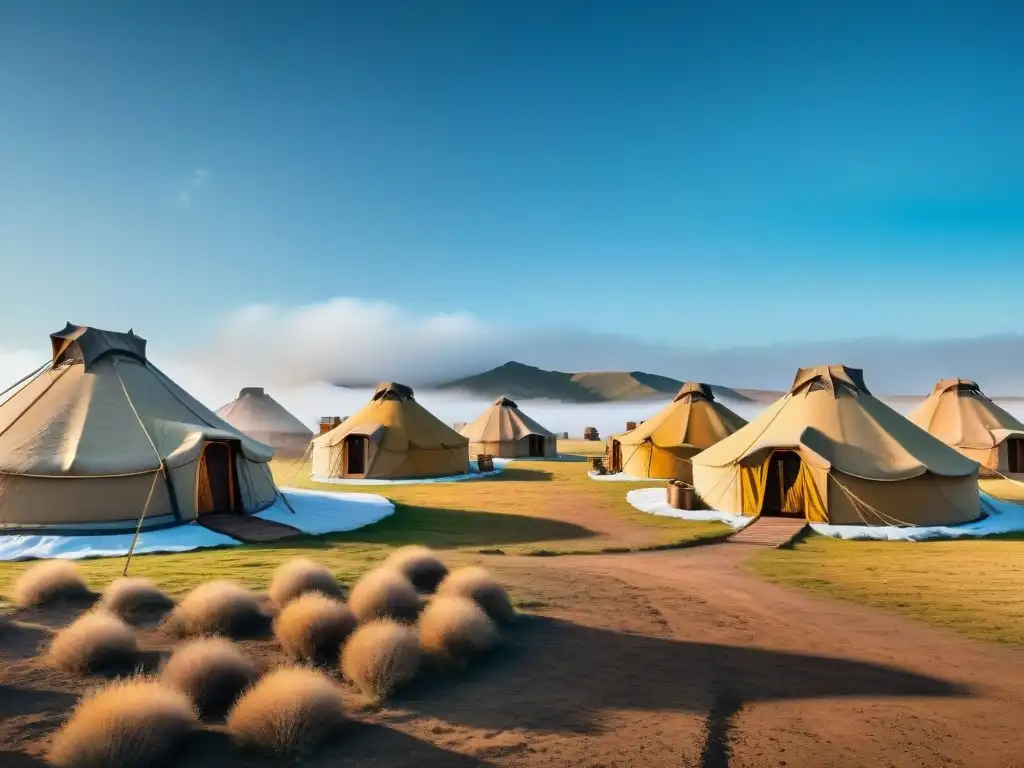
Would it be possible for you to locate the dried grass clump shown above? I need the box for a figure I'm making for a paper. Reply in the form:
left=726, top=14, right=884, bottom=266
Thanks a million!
left=341, top=618, right=420, bottom=702
left=347, top=567, right=422, bottom=624
left=47, top=678, right=197, bottom=768
left=274, top=591, right=357, bottom=663
left=383, top=545, right=449, bottom=593
left=12, top=560, right=92, bottom=608
left=418, top=595, right=497, bottom=669
left=269, top=558, right=345, bottom=607
left=163, top=580, right=267, bottom=639
left=99, top=578, right=174, bottom=621
left=48, top=611, right=139, bottom=675
left=226, top=666, right=347, bottom=760
left=437, top=566, right=516, bottom=625
left=161, top=637, right=260, bottom=719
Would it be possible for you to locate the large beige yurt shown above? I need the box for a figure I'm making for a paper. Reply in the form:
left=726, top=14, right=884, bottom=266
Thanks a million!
left=460, top=396, right=557, bottom=458
left=909, top=379, right=1024, bottom=478
left=0, top=324, right=279, bottom=534
left=691, top=365, right=981, bottom=526
left=311, top=382, right=469, bottom=480
left=217, top=387, right=314, bottom=457
left=606, top=382, right=747, bottom=482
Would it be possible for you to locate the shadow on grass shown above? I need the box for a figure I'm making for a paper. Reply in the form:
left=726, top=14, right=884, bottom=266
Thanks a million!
left=260, top=504, right=597, bottom=551
left=401, top=614, right=970, bottom=736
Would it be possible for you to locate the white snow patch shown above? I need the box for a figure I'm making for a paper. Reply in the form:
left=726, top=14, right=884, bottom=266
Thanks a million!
left=626, top=487, right=755, bottom=529
left=310, top=459, right=508, bottom=485
left=262, top=488, right=394, bottom=534
left=810, top=494, right=1024, bottom=541
left=589, top=471, right=665, bottom=483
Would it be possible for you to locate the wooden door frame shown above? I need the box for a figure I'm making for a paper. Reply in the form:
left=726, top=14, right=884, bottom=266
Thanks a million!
left=197, top=440, right=239, bottom=515
left=344, top=434, right=369, bottom=477
left=759, top=449, right=804, bottom=517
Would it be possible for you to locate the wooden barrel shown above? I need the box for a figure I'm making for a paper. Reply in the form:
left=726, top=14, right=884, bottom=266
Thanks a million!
left=477, top=454, right=495, bottom=472
left=667, top=481, right=706, bottom=510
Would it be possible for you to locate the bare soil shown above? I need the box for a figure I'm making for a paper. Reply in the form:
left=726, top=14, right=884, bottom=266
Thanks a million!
left=2, top=543, right=1022, bottom=767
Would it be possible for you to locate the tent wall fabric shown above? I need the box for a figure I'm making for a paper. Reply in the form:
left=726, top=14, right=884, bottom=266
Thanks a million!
left=0, top=325, right=279, bottom=534
left=908, top=379, right=1024, bottom=475
left=691, top=365, right=981, bottom=526
left=311, top=382, right=469, bottom=480
left=459, top=396, right=557, bottom=458
left=216, top=387, right=314, bottom=457
left=605, top=382, right=748, bottom=482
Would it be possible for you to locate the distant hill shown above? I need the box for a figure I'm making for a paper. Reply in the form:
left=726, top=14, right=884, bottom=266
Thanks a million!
left=436, top=361, right=758, bottom=403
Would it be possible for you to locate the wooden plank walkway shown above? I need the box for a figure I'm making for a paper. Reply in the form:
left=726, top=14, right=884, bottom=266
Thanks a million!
left=727, top=516, right=807, bottom=548
left=198, top=513, right=302, bottom=543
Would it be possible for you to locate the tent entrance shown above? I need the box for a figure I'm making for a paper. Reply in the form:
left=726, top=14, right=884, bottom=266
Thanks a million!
left=1008, top=438, right=1024, bottom=473
left=345, top=435, right=367, bottom=476
left=760, top=451, right=804, bottom=518
left=610, top=440, right=622, bottom=472
left=198, top=441, right=238, bottom=515
left=528, top=434, right=545, bottom=457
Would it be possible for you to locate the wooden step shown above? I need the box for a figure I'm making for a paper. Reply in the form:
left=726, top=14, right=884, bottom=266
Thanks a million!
left=728, top=517, right=807, bottom=548
left=198, top=513, right=302, bottom=543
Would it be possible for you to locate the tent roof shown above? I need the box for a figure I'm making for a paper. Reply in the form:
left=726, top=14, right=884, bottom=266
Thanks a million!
left=373, top=382, right=415, bottom=402
left=460, top=395, right=555, bottom=443
left=909, top=378, right=1024, bottom=450
left=693, top=364, right=978, bottom=480
left=216, top=387, right=313, bottom=438
left=50, top=323, right=148, bottom=370
left=615, top=381, right=746, bottom=448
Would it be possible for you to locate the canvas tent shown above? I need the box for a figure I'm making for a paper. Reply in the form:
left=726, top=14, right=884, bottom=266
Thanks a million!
left=0, top=324, right=279, bottom=534
left=311, top=382, right=469, bottom=479
left=460, top=396, right=557, bottom=458
left=606, top=382, right=747, bottom=482
left=217, top=387, right=314, bottom=457
left=691, top=365, right=981, bottom=526
left=909, top=379, right=1024, bottom=477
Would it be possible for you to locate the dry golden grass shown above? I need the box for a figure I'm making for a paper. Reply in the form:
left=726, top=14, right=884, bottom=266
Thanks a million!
left=98, top=577, right=174, bottom=621
left=437, top=566, right=516, bottom=625
left=341, top=618, right=420, bottom=703
left=268, top=557, right=345, bottom=607
left=47, top=677, right=197, bottom=768
left=418, top=595, right=497, bottom=669
left=347, top=567, right=422, bottom=624
left=274, top=592, right=357, bottom=663
left=383, top=545, right=449, bottom=592
left=226, top=666, right=347, bottom=760
left=161, top=637, right=260, bottom=720
left=12, top=560, right=92, bottom=608
left=163, top=580, right=268, bottom=639
left=48, top=611, right=139, bottom=676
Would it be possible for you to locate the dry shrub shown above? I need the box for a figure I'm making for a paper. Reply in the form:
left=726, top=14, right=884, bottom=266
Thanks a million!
left=12, top=560, right=92, bottom=608
left=48, top=611, right=139, bottom=675
left=47, top=677, right=197, bottom=768
left=161, top=637, right=260, bottom=719
left=274, top=591, right=357, bottom=663
left=347, top=567, right=422, bottom=624
left=341, top=618, right=420, bottom=702
left=384, top=545, right=449, bottom=593
left=418, top=595, right=497, bottom=669
left=99, top=578, right=174, bottom=621
left=226, top=666, right=347, bottom=760
left=163, top=580, right=267, bottom=639
left=437, top=566, right=516, bottom=625
left=269, top=558, right=345, bottom=607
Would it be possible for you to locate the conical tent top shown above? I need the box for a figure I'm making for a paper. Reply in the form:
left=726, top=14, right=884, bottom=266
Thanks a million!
left=493, top=396, right=519, bottom=408
left=239, top=386, right=266, bottom=397
left=49, top=323, right=148, bottom=370
left=373, top=382, right=415, bottom=402
left=673, top=382, right=714, bottom=402
left=932, top=378, right=982, bottom=395
left=790, top=364, right=870, bottom=396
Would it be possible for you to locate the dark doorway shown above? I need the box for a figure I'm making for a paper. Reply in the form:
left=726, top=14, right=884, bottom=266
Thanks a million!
left=345, top=435, right=367, bottom=475
left=760, top=450, right=804, bottom=517
left=610, top=440, right=622, bottom=472
left=528, top=434, right=545, bottom=457
left=199, top=441, right=236, bottom=515
left=1008, top=438, right=1024, bottom=473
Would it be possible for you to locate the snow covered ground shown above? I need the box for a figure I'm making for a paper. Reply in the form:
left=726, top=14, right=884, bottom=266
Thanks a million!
left=310, top=458, right=507, bottom=485
left=588, top=471, right=665, bottom=483
left=0, top=489, right=395, bottom=561
left=626, top=487, right=755, bottom=529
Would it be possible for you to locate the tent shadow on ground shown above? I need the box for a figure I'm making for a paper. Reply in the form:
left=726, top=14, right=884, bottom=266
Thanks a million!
left=262, top=505, right=597, bottom=551
left=479, top=467, right=553, bottom=482
left=400, top=615, right=970, bottom=736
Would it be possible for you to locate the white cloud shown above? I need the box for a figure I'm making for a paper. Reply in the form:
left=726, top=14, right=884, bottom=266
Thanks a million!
left=177, top=169, right=208, bottom=206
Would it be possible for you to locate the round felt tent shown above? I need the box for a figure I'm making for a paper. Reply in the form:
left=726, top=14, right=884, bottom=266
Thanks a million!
left=311, top=382, right=469, bottom=480
left=459, top=396, right=557, bottom=458
left=216, top=387, right=314, bottom=458
left=691, top=365, right=981, bottom=526
left=605, top=382, right=747, bottom=482
left=908, top=379, right=1024, bottom=478
left=0, top=324, right=279, bottom=535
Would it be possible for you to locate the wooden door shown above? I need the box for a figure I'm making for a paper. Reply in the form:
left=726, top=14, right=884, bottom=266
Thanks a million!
left=199, top=441, right=236, bottom=514
left=345, top=435, right=367, bottom=475
left=528, top=435, right=545, bottom=457
left=760, top=451, right=803, bottom=517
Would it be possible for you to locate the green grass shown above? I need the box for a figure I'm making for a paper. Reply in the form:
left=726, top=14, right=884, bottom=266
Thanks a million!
left=749, top=533, right=1024, bottom=644
left=0, top=450, right=729, bottom=601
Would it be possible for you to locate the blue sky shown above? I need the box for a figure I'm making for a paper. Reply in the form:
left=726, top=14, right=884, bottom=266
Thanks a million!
left=1, top=1, right=1023, bottom=359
